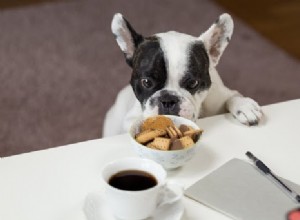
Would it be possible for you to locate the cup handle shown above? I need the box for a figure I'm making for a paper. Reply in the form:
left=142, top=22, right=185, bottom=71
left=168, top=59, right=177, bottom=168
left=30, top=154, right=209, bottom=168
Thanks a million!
left=157, top=181, right=184, bottom=207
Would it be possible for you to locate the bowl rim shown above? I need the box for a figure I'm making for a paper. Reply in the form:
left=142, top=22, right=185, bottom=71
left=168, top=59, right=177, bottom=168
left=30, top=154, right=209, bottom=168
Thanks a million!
left=129, top=115, right=202, bottom=152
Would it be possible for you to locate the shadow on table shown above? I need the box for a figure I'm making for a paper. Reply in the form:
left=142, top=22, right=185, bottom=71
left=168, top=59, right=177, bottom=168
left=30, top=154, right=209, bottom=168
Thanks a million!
left=168, top=145, right=217, bottom=178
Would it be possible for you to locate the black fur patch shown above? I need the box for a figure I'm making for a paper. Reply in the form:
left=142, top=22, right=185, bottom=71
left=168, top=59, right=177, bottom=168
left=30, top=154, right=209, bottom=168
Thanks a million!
left=130, top=37, right=167, bottom=105
left=180, top=42, right=211, bottom=95
left=123, top=17, right=144, bottom=67
left=215, top=17, right=220, bottom=24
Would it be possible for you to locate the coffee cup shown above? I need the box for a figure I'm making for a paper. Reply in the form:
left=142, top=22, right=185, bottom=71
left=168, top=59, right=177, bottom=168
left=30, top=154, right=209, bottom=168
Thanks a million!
left=102, top=157, right=182, bottom=220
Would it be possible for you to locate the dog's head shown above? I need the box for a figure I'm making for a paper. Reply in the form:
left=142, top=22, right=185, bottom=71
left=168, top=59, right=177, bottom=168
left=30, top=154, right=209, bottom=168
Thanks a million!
left=111, top=13, right=233, bottom=120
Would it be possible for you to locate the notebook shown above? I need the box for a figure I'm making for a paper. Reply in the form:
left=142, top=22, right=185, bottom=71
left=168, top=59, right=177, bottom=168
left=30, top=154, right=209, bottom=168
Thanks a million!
left=185, top=158, right=300, bottom=220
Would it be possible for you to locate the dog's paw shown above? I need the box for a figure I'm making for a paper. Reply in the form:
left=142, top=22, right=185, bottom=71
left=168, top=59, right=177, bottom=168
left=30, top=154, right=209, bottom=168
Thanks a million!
left=227, top=96, right=263, bottom=126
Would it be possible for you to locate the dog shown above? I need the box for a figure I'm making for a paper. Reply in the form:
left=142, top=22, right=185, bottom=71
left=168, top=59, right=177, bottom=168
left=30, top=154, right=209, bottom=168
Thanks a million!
left=103, top=13, right=262, bottom=137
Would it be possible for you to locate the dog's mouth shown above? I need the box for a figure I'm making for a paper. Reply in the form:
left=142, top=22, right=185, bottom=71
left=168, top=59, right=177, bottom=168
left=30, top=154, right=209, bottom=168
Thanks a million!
left=143, top=94, right=196, bottom=121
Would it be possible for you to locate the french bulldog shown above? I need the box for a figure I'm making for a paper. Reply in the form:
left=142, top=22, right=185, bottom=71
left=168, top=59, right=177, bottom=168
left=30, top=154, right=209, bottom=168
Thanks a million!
left=103, top=13, right=262, bottom=137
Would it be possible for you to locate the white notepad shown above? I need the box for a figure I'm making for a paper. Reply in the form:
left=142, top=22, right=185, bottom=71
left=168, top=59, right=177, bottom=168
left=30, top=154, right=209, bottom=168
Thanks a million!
left=185, top=159, right=300, bottom=220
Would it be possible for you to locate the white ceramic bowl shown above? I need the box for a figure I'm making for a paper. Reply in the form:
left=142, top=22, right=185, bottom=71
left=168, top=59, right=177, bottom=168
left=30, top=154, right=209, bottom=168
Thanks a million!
left=129, top=115, right=202, bottom=169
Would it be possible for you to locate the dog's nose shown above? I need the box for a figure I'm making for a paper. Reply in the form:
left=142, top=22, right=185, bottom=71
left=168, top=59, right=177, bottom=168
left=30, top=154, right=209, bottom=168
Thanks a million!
left=161, top=100, right=178, bottom=109
left=159, top=94, right=179, bottom=112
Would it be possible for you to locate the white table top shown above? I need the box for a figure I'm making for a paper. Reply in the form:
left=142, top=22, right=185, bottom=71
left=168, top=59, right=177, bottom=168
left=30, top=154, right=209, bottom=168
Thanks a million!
left=1, top=99, right=300, bottom=220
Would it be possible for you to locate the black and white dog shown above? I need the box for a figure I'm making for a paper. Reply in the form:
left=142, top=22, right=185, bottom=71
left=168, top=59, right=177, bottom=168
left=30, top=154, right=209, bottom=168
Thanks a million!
left=103, top=13, right=262, bottom=137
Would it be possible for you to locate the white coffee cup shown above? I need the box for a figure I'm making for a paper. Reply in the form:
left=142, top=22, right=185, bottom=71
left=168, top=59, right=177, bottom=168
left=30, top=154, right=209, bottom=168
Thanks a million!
left=102, top=157, right=182, bottom=220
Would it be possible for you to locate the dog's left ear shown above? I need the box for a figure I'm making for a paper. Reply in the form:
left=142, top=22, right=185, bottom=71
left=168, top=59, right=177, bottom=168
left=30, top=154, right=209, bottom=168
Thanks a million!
left=199, top=13, right=234, bottom=66
left=111, top=13, right=144, bottom=67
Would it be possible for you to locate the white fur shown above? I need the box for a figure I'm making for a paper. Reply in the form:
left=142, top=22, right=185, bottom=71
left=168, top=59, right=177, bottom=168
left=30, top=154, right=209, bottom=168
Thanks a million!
left=111, top=13, right=135, bottom=60
left=103, top=85, right=142, bottom=136
left=156, top=31, right=194, bottom=88
left=103, top=13, right=263, bottom=137
left=200, top=13, right=233, bottom=66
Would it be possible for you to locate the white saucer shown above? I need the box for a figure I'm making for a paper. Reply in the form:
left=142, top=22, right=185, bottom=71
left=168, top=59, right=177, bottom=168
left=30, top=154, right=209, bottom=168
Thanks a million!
left=83, top=189, right=184, bottom=220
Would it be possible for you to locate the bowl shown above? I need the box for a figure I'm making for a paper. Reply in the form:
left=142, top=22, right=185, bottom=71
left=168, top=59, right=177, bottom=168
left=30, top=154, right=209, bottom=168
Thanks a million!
left=129, top=115, right=202, bottom=169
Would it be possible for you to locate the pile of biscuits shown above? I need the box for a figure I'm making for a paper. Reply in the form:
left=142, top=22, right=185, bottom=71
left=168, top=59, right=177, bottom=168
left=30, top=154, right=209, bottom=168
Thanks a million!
left=135, top=115, right=203, bottom=151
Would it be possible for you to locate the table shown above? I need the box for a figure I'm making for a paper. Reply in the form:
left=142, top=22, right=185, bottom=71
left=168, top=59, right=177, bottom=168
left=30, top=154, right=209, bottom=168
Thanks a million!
left=1, top=99, right=300, bottom=220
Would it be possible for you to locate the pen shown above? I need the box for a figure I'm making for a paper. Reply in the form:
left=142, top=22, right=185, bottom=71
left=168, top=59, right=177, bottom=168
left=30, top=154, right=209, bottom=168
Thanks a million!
left=246, top=151, right=300, bottom=203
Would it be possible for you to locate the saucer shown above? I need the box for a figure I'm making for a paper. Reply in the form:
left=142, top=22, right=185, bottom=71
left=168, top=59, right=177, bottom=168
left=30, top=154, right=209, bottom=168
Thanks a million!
left=83, top=189, right=184, bottom=220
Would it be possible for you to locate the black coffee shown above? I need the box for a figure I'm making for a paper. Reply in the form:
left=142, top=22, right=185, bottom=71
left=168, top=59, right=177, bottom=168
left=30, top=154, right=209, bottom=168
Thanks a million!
left=108, top=170, right=157, bottom=191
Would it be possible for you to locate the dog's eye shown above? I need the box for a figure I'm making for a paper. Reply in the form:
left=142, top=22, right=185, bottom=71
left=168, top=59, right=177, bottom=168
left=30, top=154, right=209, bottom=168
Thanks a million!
left=189, top=79, right=199, bottom=89
left=141, top=78, right=153, bottom=89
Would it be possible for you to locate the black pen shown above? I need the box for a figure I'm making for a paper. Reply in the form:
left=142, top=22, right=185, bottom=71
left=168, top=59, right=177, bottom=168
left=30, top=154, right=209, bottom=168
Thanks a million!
left=246, top=151, right=300, bottom=203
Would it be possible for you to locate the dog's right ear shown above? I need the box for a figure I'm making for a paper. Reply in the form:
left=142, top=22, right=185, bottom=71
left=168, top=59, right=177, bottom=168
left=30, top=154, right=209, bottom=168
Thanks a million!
left=111, top=13, right=144, bottom=67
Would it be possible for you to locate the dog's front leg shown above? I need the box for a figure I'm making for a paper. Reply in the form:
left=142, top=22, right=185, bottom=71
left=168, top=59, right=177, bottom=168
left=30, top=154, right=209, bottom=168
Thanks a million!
left=199, top=13, right=262, bottom=126
left=226, top=95, right=263, bottom=126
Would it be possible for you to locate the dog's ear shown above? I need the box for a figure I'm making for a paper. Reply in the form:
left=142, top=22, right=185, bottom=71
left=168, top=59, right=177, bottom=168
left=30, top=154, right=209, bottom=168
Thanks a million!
left=199, top=13, right=233, bottom=66
left=111, top=13, right=144, bottom=67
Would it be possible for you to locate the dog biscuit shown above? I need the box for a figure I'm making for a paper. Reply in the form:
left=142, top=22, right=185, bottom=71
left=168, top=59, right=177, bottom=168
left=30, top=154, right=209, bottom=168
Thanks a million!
left=166, top=125, right=183, bottom=138
left=184, top=129, right=203, bottom=142
left=173, top=125, right=183, bottom=138
left=179, top=124, right=190, bottom=133
left=151, top=137, right=170, bottom=151
left=147, top=142, right=159, bottom=150
left=169, top=139, right=184, bottom=150
left=135, top=129, right=166, bottom=144
left=141, top=115, right=174, bottom=131
left=166, top=126, right=178, bottom=138
left=179, top=136, right=194, bottom=148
